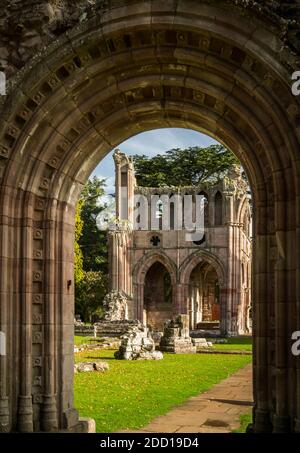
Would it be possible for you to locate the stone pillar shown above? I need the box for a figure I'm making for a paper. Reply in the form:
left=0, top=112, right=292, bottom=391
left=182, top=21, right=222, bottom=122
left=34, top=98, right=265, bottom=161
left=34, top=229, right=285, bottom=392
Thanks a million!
left=252, top=206, right=273, bottom=432
left=273, top=225, right=289, bottom=432
left=296, top=209, right=300, bottom=432
left=175, top=283, right=185, bottom=315
left=108, top=229, right=132, bottom=296
left=17, top=192, right=34, bottom=432
left=108, top=231, right=124, bottom=293
left=54, top=201, right=84, bottom=431
left=113, top=149, right=135, bottom=225
left=220, top=287, right=227, bottom=336
left=188, top=285, right=194, bottom=330
left=0, top=189, right=10, bottom=432
left=134, top=283, right=144, bottom=323
left=225, top=193, right=234, bottom=335
left=41, top=199, right=58, bottom=432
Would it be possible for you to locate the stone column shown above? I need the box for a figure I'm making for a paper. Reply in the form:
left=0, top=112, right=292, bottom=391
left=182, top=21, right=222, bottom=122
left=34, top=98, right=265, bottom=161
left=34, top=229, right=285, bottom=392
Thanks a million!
left=58, top=202, right=80, bottom=431
left=108, top=231, right=119, bottom=291
left=113, top=149, right=135, bottom=225
left=41, top=199, right=58, bottom=432
left=0, top=188, right=10, bottom=432
left=188, top=285, right=193, bottom=330
left=225, top=192, right=234, bottom=335
left=220, top=287, right=227, bottom=335
left=17, top=192, right=34, bottom=432
left=252, top=202, right=273, bottom=432
left=135, top=283, right=144, bottom=322
left=273, top=217, right=289, bottom=432
left=296, top=195, right=300, bottom=432
left=175, top=283, right=185, bottom=315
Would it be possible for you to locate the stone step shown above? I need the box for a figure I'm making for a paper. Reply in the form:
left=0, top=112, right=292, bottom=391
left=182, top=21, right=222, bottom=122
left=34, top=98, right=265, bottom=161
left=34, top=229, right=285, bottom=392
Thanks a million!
left=196, top=321, right=220, bottom=330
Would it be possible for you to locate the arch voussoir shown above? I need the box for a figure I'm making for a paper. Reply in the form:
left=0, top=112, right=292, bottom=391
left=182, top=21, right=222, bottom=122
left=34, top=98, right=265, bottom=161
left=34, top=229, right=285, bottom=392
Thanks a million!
left=0, top=0, right=299, bottom=433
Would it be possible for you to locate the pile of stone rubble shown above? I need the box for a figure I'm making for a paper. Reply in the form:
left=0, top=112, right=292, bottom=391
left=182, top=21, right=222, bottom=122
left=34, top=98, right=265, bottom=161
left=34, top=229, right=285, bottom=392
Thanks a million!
left=74, top=361, right=109, bottom=373
left=114, top=323, right=163, bottom=360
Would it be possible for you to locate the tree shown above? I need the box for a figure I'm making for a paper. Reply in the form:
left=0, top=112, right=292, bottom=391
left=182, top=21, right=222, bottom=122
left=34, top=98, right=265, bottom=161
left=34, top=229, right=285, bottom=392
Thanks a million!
left=74, top=176, right=109, bottom=321
left=79, top=176, right=109, bottom=274
left=75, top=271, right=108, bottom=322
left=133, top=144, right=239, bottom=187
left=74, top=199, right=84, bottom=286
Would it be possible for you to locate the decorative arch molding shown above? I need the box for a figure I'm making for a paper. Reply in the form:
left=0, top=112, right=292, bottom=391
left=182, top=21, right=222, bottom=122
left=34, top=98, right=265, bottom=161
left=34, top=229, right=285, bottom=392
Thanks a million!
left=237, top=193, right=252, bottom=226
left=0, top=0, right=298, bottom=434
left=133, top=250, right=178, bottom=287
left=179, top=250, right=226, bottom=288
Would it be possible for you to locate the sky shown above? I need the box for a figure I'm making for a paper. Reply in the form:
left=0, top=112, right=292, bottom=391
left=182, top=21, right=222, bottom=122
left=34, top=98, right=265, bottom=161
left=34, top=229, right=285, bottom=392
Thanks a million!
left=91, top=128, right=218, bottom=194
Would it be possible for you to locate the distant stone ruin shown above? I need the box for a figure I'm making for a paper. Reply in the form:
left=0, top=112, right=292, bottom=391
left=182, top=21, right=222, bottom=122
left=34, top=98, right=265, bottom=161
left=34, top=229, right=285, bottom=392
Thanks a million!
left=94, top=319, right=139, bottom=339
left=74, top=362, right=109, bottom=374
left=93, top=290, right=134, bottom=338
left=115, top=322, right=163, bottom=361
left=160, top=315, right=197, bottom=354
left=103, top=290, right=129, bottom=321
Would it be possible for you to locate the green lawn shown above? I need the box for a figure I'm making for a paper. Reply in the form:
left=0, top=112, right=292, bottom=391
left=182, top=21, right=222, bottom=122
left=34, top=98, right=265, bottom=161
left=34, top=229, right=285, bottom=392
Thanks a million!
left=211, top=337, right=252, bottom=352
left=233, top=413, right=252, bottom=433
left=75, top=335, right=253, bottom=351
left=74, top=349, right=252, bottom=432
left=74, top=335, right=98, bottom=346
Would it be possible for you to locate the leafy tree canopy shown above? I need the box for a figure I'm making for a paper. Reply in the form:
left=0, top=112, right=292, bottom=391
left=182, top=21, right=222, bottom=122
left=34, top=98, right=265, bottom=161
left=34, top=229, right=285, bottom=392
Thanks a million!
left=74, top=199, right=84, bottom=285
left=78, top=176, right=109, bottom=274
left=75, top=271, right=108, bottom=322
left=75, top=176, right=109, bottom=321
left=133, top=144, right=239, bottom=187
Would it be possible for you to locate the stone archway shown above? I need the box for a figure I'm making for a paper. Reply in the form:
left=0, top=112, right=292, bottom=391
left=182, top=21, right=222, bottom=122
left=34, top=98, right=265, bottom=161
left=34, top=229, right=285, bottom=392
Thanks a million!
left=144, top=262, right=173, bottom=331
left=179, top=250, right=226, bottom=332
left=188, top=261, right=220, bottom=331
left=132, top=251, right=178, bottom=326
left=0, top=0, right=299, bottom=433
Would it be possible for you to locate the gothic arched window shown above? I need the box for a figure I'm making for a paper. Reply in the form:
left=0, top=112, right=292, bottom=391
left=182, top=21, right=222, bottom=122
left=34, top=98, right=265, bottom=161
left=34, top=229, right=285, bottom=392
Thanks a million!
left=214, top=191, right=223, bottom=226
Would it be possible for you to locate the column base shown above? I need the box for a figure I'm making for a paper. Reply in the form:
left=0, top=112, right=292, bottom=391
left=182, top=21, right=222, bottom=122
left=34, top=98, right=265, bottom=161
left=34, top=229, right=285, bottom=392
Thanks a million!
left=273, top=415, right=290, bottom=433
left=0, top=396, right=10, bottom=432
left=294, top=418, right=300, bottom=433
left=60, top=417, right=96, bottom=433
left=17, top=396, right=33, bottom=432
left=253, top=408, right=273, bottom=433
left=41, top=395, right=58, bottom=432
left=246, top=423, right=254, bottom=433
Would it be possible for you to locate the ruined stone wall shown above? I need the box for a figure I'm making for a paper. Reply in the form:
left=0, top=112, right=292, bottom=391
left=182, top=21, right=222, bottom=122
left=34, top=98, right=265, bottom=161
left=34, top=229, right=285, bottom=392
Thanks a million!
left=0, top=0, right=299, bottom=78
left=0, top=0, right=103, bottom=76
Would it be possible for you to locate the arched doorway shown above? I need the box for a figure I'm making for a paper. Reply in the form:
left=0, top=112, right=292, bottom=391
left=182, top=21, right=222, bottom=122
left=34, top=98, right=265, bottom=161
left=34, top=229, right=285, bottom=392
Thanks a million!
left=0, top=0, right=299, bottom=433
left=144, top=262, right=173, bottom=331
left=189, top=262, right=220, bottom=331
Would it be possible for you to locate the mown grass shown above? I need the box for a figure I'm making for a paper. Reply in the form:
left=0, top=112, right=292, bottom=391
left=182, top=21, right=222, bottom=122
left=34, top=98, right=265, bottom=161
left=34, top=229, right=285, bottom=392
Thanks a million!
left=211, top=337, right=252, bottom=352
left=74, top=335, right=97, bottom=346
left=74, top=349, right=252, bottom=432
left=233, top=413, right=252, bottom=433
left=75, top=335, right=253, bottom=351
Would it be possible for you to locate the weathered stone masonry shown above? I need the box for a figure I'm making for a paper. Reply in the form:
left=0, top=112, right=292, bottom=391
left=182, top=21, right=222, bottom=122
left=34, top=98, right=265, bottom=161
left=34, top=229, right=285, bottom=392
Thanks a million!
left=108, top=149, right=252, bottom=336
left=0, top=0, right=300, bottom=433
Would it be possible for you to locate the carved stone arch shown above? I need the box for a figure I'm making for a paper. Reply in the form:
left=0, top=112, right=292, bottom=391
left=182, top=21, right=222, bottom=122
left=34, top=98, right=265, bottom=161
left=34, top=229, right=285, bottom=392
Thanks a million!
left=237, top=194, right=251, bottom=226
left=237, top=194, right=252, bottom=236
left=179, top=251, right=226, bottom=333
left=179, top=250, right=226, bottom=288
left=133, top=251, right=178, bottom=287
left=0, top=0, right=299, bottom=433
left=214, top=190, right=223, bottom=226
left=132, top=251, right=178, bottom=329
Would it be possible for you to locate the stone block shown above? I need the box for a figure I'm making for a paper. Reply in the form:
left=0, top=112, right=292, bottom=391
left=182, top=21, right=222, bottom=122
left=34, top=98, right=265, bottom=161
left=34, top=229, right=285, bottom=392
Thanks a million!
left=160, top=315, right=196, bottom=354
left=115, top=322, right=164, bottom=360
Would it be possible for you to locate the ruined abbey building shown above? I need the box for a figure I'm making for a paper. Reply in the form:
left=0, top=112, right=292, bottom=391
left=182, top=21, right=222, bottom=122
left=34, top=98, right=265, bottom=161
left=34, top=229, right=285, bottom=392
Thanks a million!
left=0, top=0, right=300, bottom=434
left=107, top=150, right=252, bottom=336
